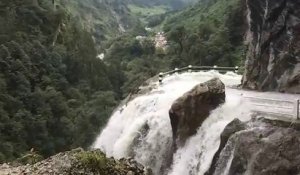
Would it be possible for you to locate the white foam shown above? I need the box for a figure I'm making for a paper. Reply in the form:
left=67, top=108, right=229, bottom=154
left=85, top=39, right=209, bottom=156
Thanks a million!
left=93, top=71, right=300, bottom=175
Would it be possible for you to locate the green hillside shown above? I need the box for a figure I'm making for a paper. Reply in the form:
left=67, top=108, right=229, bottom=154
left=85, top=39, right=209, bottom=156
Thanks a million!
left=129, top=0, right=197, bottom=10
left=0, top=0, right=120, bottom=162
left=126, top=0, right=197, bottom=27
left=59, top=0, right=141, bottom=50
left=0, top=0, right=247, bottom=164
left=100, top=0, right=247, bottom=95
left=163, top=0, right=247, bottom=67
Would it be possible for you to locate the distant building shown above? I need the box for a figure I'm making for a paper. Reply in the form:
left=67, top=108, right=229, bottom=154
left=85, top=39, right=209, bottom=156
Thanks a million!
left=154, top=32, right=167, bottom=52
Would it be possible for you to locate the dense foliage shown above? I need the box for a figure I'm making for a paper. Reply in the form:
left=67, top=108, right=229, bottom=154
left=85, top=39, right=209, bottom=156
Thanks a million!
left=103, top=33, right=172, bottom=98
left=128, top=0, right=197, bottom=10
left=102, top=0, right=247, bottom=96
left=0, top=0, right=118, bottom=162
left=163, top=0, right=247, bottom=67
left=0, top=0, right=247, bottom=163
left=59, top=0, right=140, bottom=50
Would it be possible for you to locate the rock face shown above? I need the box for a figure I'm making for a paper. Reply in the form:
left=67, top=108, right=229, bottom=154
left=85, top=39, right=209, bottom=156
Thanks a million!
left=242, top=0, right=300, bottom=93
left=169, top=78, right=225, bottom=147
left=207, top=117, right=300, bottom=175
left=205, top=118, right=247, bottom=175
left=0, top=148, right=150, bottom=175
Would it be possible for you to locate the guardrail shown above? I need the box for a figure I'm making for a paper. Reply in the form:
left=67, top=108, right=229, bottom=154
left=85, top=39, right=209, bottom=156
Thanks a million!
left=156, top=65, right=300, bottom=120
left=243, top=96, right=300, bottom=120
left=158, top=65, right=239, bottom=83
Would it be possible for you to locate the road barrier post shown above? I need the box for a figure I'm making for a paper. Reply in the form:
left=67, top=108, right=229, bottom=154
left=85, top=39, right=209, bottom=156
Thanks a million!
left=159, top=73, right=163, bottom=84
left=158, top=65, right=241, bottom=83
left=174, top=68, right=179, bottom=74
left=188, top=65, right=192, bottom=72
left=235, top=66, right=239, bottom=73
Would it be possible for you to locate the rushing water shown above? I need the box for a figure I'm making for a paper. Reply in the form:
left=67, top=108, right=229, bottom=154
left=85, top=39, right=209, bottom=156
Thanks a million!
left=93, top=71, right=300, bottom=175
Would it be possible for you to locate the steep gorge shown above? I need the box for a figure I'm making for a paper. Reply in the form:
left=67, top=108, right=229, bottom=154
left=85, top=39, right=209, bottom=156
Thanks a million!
left=0, top=0, right=123, bottom=162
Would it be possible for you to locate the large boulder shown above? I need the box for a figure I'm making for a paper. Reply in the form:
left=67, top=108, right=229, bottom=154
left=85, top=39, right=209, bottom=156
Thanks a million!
left=169, top=78, right=225, bottom=147
left=242, top=0, right=300, bottom=93
left=208, top=117, right=300, bottom=175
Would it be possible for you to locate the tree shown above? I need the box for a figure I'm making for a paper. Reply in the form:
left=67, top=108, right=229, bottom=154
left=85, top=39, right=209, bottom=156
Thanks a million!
left=168, top=26, right=186, bottom=53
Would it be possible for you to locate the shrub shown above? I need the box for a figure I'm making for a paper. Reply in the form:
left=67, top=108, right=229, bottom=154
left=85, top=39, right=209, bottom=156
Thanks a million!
left=76, top=151, right=107, bottom=172
left=16, top=152, right=44, bottom=165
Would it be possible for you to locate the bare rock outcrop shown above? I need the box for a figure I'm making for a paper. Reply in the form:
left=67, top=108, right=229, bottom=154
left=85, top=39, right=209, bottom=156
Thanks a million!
left=0, top=148, right=150, bottom=175
left=207, top=117, right=300, bottom=175
left=169, top=78, right=225, bottom=147
left=242, top=0, right=300, bottom=93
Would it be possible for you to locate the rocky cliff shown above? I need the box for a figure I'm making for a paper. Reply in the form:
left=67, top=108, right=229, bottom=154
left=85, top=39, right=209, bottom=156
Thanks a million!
left=0, top=148, right=150, bottom=175
left=207, top=117, right=300, bottom=175
left=242, top=0, right=300, bottom=93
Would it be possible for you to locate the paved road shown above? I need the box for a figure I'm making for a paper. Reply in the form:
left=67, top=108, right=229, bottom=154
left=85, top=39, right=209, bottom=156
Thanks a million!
left=229, top=88, right=300, bottom=119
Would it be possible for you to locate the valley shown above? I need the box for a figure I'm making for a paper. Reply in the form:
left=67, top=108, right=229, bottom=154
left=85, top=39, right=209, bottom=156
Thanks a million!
left=0, top=0, right=299, bottom=174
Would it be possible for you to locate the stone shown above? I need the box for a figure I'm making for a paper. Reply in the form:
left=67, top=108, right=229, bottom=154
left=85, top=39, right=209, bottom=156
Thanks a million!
left=205, top=118, right=246, bottom=175
left=169, top=78, right=225, bottom=147
left=127, top=171, right=135, bottom=175
left=0, top=149, right=149, bottom=175
left=207, top=117, right=300, bottom=175
left=242, top=0, right=300, bottom=93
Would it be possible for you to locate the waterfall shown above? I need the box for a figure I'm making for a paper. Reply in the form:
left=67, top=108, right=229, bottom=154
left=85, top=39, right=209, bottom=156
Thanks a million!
left=167, top=91, right=251, bottom=175
left=93, top=71, right=250, bottom=175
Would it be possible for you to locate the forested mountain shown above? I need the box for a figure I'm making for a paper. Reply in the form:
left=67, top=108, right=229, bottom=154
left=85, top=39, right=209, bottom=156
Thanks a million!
left=1, top=0, right=299, bottom=174
left=128, top=0, right=197, bottom=10
left=0, top=0, right=120, bottom=162
left=58, top=0, right=141, bottom=50
left=163, top=0, right=247, bottom=67
left=102, top=0, right=247, bottom=95
left=0, top=0, right=248, bottom=164
left=126, top=0, right=197, bottom=27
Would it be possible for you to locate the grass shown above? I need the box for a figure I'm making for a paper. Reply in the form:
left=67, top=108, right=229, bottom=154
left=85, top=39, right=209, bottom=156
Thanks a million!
left=76, top=151, right=107, bottom=172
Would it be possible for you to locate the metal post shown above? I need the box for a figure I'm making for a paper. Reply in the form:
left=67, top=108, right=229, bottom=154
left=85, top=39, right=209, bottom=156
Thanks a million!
left=235, top=66, right=239, bottom=73
left=174, top=68, right=178, bottom=74
left=159, top=73, right=163, bottom=84
left=188, top=65, right=192, bottom=72
left=296, top=99, right=300, bottom=120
